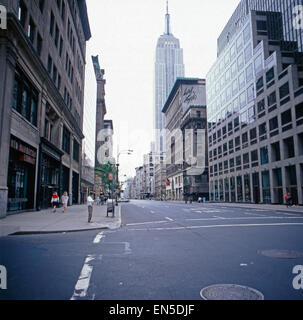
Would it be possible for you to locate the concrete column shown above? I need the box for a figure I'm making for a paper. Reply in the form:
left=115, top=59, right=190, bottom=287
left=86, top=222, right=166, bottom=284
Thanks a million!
left=282, top=166, right=287, bottom=204
left=259, top=171, right=264, bottom=203
left=296, top=163, right=302, bottom=205
left=0, top=37, right=17, bottom=218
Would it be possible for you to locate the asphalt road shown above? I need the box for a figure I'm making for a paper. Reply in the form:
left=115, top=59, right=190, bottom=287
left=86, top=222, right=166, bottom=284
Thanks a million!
left=1, top=200, right=303, bottom=300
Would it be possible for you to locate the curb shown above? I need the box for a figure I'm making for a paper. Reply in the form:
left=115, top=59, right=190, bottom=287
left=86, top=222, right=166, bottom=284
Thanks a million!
left=5, top=206, right=122, bottom=236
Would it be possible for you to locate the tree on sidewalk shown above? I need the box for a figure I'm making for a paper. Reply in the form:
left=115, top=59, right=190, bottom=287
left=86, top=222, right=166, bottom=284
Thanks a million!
left=95, top=163, right=117, bottom=195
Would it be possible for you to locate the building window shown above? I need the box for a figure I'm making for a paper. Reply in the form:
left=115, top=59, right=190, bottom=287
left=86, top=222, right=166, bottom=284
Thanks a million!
left=55, top=25, right=59, bottom=47
left=52, top=65, right=57, bottom=83
left=281, top=109, right=292, bottom=126
left=37, top=33, right=43, bottom=56
left=271, top=142, right=281, bottom=162
left=12, top=68, right=38, bottom=127
left=283, top=137, right=295, bottom=159
left=254, top=54, right=263, bottom=75
left=266, top=67, right=275, bottom=83
left=269, top=116, right=278, bottom=132
left=39, top=0, right=45, bottom=13
left=260, top=146, right=269, bottom=165
left=257, top=99, right=265, bottom=113
left=28, top=17, right=36, bottom=43
left=18, top=1, right=27, bottom=28
left=256, top=76, right=264, bottom=91
left=48, top=55, right=52, bottom=74
left=62, top=126, right=71, bottom=154
left=73, top=139, right=79, bottom=162
left=279, top=82, right=290, bottom=100
left=268, top=91, right=276, bottom=106
left=50, top=11, right=55, bottom=36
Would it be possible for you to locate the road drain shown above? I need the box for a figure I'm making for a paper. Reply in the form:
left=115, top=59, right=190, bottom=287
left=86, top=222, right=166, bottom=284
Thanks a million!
left=258, top=249, right=303, bottom=259
left=200, top=284, right=264, bottom=300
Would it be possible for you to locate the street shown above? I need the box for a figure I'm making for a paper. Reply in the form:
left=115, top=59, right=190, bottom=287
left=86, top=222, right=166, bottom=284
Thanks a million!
left=1, top=200, right=303, bottom=300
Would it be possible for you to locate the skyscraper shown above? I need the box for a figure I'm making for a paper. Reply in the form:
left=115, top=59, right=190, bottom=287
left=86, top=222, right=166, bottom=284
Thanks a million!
left=154, top=1, right=185, bottom=155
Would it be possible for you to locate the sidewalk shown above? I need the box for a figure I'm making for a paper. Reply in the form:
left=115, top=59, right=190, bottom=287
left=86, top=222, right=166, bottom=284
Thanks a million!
left=0, top=204, right=122, bottom=237
left=163, top=200, right=303, bottom=213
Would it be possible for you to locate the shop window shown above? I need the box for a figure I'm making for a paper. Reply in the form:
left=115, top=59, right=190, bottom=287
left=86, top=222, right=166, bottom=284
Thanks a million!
left=262, top=171, right=271, bottom=204
left=237, top=176, right=243, bottom=202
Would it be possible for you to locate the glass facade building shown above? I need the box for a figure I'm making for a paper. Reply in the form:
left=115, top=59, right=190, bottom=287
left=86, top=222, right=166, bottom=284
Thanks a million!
left=206, top=0, right=303, bottom=205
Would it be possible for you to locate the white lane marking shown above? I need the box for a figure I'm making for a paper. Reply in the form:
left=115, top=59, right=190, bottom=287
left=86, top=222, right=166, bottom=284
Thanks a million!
left=71, top=254, right=98, bottom=300
left=93, top=232, right=105, bottom=244
left=126, top=220, right=168, bottom=226
left=150, top=211, right=155, bottom=214
left=186, top=216, right=303, bottom=222
left=165, top=217, right=174, bottom=222
left=129, top=222, right=303, bottom=232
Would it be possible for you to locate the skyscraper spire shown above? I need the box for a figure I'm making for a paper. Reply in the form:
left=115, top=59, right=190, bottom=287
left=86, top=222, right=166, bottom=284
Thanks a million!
left=165, top=0, right=171, bottom=35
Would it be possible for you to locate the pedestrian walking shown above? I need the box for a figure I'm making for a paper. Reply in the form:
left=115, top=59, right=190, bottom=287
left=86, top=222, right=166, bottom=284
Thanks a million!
left=51, top=192, right=60, bottom=213
left=87, top=192, right=95, bottom=223
left=61, top=191, right=69, bottom=212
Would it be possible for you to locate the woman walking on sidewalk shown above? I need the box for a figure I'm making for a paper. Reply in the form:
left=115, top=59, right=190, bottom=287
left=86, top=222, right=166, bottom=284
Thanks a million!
left=61, top=192, right=69, bottom=213
left=87, top=192, right=96, bottom=223
left=51, top=192, right=60, bottom=213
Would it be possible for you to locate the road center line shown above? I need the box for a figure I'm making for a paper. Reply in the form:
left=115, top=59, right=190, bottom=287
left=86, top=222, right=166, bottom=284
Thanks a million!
left=165, top=217, right=174, bottom=222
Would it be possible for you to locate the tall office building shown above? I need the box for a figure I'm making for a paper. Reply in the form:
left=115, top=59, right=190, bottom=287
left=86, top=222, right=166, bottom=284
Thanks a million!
left=154, top=1, right=184, bottom=155
left=206, top=0, right=303, bottom=205
left=0, top=0, right=91, bottom=217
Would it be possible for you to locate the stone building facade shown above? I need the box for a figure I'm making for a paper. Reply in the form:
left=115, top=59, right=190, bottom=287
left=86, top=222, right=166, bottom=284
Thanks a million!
left=0, top=0, right=91, bottom=217
left=162, top=78, right=208, bottom=201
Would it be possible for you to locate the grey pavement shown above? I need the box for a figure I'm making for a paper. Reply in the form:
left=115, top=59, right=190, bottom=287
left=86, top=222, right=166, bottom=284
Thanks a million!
left=0, top=204, right=121, bottom=236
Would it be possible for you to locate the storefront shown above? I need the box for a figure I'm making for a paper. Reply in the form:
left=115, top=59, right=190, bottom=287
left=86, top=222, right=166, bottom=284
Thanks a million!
left=7, top=136, right=37, bottom=212
left=37, top=138, right=63, bottom=209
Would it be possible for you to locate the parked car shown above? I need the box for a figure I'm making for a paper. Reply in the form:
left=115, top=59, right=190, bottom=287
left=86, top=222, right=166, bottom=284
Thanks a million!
left=118, top=198, right=130, bottom=203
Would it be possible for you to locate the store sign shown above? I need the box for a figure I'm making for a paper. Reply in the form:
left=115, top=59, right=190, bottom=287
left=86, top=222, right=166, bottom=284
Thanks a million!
left=10, top=138, right=37, bottom=164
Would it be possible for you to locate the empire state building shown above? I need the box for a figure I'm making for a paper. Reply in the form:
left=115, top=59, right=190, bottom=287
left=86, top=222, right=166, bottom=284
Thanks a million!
left=154, top=1, right=185, bottom=155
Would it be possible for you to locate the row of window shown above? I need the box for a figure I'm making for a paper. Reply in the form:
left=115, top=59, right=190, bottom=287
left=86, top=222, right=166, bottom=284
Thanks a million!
left=210, top=134, right=303, bottom=177
left=208, top=79, right=291, bottom=136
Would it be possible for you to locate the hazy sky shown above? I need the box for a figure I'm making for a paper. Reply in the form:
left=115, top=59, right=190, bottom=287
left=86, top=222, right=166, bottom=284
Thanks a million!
left=86, top=0, right=240, bottom=179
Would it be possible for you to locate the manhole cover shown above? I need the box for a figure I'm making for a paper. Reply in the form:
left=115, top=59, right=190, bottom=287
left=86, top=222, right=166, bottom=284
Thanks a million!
left=258, top=250, right=303, bottom=259
left=200, top=284, right=264, bottom=300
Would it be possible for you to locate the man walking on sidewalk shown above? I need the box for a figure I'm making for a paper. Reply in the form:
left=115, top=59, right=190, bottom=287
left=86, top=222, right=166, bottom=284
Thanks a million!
left=87, top=192, right=95, bottom=223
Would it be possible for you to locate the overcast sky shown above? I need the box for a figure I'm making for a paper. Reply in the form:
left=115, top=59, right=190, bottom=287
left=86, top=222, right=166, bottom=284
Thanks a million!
left=86, top=0, right=240, bottom=179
